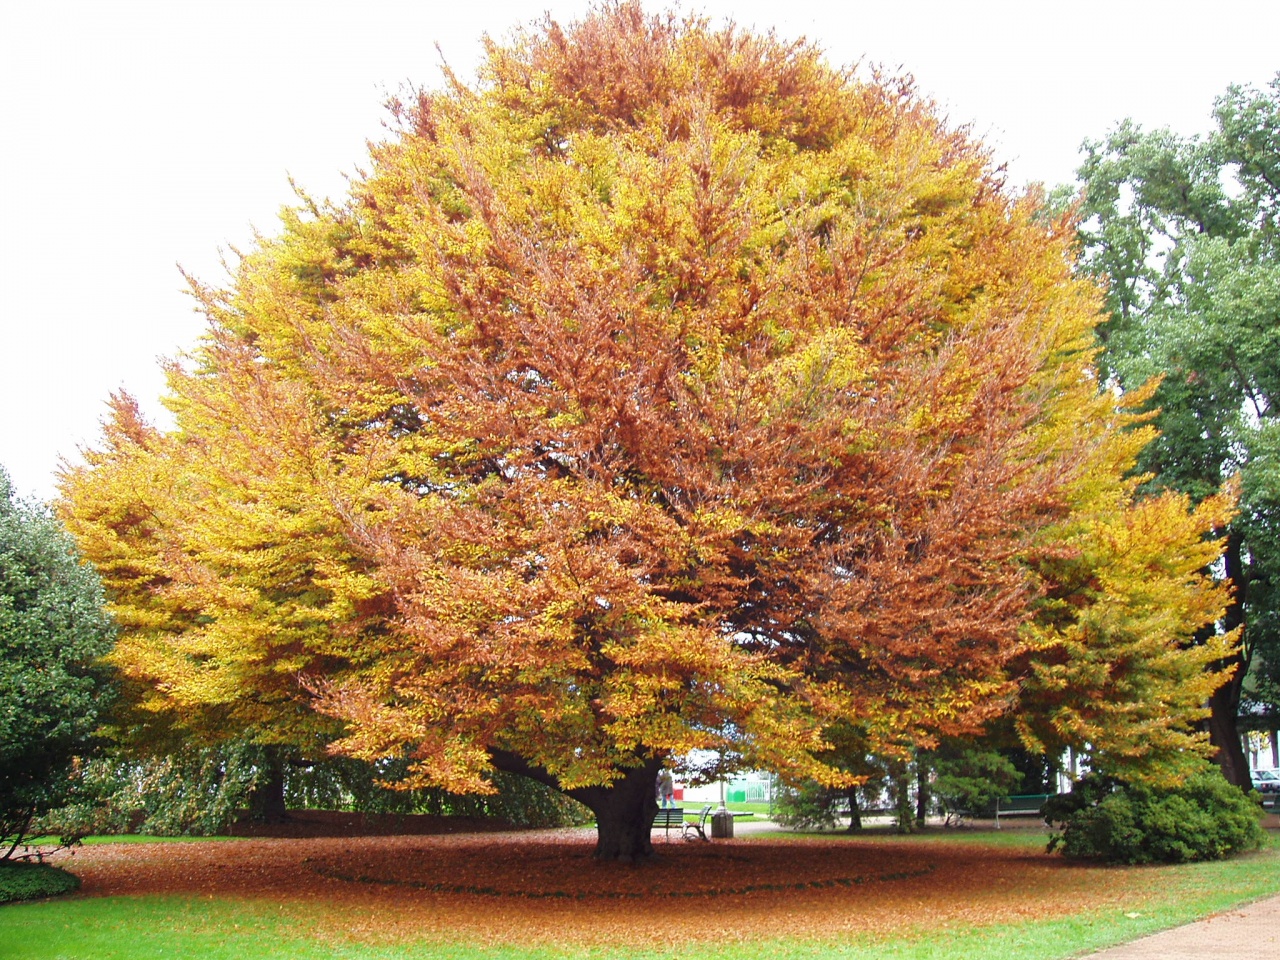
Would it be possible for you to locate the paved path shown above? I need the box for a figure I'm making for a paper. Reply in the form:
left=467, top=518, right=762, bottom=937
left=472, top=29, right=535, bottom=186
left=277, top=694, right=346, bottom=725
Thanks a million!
left=1081, top=894, right=1280, bottom=959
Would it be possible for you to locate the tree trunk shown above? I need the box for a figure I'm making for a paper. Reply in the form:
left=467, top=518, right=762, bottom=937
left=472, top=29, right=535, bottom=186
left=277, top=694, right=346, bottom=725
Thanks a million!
left=1208, top=666, right=1250, bottom=787
left=1208, top=532, right=1252, bottom=789
left=247, top=748, right=288, bottom=823
left=491, top=750, right=663, bottom=862
left=915, top=753, right=930, bottom=828
left=889, top=761, right=914, bottom=834
left=570, top=759, right=664, bottom=861
left=845, top=786, right=862, bottom=833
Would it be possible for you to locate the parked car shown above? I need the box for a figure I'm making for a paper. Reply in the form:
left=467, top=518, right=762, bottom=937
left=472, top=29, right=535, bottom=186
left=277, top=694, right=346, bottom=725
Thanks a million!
left=1251, top=769, right=1280, bottom=794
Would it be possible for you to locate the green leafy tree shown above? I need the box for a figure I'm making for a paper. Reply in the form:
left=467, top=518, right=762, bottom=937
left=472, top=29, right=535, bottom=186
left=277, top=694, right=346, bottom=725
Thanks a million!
left=773, top=740, right=891, bottom=833
left=930, top=742, right=1020, bottom=823
left=1072, top=74, right=1280, bottom=785
left=0, top=468, right=115, bottom=858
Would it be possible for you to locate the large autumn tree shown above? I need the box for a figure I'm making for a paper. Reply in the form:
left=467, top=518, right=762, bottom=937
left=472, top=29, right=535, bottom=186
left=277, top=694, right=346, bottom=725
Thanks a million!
left=61, top=3, right=1234, bottom=859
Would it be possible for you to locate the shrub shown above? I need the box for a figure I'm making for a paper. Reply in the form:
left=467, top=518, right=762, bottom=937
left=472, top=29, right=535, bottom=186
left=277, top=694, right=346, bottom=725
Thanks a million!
left=1044, top=767, right=1266, bottom=864
left=0, top=862, right=81, bottom=903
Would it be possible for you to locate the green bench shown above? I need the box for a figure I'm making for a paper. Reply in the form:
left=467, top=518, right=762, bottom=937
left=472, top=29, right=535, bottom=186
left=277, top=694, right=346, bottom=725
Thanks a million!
left=652, top=807, right=685, bottom=840
left=995, top=793, right=1055, bottom=828
left=652, top=805, right=716, bottom=841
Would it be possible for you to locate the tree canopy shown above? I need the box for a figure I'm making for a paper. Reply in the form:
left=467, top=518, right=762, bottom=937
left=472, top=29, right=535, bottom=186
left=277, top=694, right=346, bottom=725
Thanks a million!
left=1071, top=73, right=1280, bottom=784
left=1, top=467, right=115, bottom=858
left=59, top=3, right=1237, bottom=858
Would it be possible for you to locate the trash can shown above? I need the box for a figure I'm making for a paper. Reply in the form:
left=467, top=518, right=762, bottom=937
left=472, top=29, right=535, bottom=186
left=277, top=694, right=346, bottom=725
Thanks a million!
left=711, top=809, right=734, bottom=839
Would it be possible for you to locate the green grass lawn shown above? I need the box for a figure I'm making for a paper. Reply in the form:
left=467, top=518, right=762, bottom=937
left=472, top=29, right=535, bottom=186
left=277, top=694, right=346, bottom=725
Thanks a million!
left=2, top=830, right=1277, bottom=960
left=676, top=799, right=771, bottom=816
left=22, top=834, right=240, bottom=846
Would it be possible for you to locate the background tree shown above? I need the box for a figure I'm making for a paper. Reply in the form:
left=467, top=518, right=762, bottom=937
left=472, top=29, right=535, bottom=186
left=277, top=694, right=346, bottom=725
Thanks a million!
left=1014, top=383, right=1238, bottom=786
left=929, top=741, right=1020, bottom=824
left=61, top=3, right=1235, bottom=860
left=1, top=467, right=115, bottom=858
left=1070, top=73, right=1280, bottom=785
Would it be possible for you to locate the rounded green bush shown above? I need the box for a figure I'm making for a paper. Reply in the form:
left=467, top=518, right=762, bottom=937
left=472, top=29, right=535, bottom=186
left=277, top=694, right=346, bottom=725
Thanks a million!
left=1044, top=767, right=1267, bottom=864
left=0, top=861, right=81, bottom=903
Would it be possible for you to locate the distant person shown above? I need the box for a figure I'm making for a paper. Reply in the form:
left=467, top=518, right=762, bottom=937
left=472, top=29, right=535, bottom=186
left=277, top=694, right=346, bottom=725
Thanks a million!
left=657, top=769, right=675, bottom=808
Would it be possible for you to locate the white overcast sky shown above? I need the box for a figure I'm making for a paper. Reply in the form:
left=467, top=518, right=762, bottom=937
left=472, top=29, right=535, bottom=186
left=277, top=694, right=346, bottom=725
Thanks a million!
left=2, top=0, right=1277, bottom=502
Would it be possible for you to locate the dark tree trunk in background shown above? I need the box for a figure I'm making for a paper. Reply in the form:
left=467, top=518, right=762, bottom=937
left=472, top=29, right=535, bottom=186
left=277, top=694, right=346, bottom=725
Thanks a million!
left=1209, top=667, right=1250, bottom=787
left=1208, top=534, right=1251, bottom=789
left=492, top=750, right=663, bottom=862
left=248, top=748, right=288, bottom=822
left=845, top=786, right=862, bottom=833
left=890, top=762, right=914, bottom=834
left=915, top=754, right=931, bottom=827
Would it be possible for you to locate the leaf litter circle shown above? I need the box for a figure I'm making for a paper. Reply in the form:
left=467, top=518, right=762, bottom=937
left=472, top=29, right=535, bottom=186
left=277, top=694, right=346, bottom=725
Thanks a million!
left=51, top=817, right=1169, bottom=949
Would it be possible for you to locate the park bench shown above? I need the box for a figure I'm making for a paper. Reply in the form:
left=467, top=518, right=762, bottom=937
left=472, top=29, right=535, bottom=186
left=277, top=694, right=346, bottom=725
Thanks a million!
left=652, top=807, right=685, bottom=840
left=651, top=805, right=717, bottom=842
left=684, top=804, right=713, bottom=841
left=994, top=793, right=1055, bottom=828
